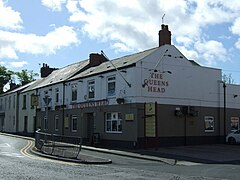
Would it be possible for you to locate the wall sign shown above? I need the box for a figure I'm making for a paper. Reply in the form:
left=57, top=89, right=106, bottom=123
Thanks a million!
left=143, top=72, right=169, bottom=93
left=72, top=99, right=109, bottom=109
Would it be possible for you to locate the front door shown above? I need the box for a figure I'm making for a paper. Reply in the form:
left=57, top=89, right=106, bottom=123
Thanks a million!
left=86, top=113, right=94, bottom=144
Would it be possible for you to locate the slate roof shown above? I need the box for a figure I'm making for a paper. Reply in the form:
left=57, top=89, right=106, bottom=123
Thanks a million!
left=32, top=59, right=89, bottom=90
left=0, top=81, right=35, bottom=96
left=69, top=47, right=159, bottom=81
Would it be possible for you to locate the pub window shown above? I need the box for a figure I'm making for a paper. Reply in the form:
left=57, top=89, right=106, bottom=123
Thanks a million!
left=71, top=84, right=77, bottom=102
left=88, top=80, right=95, bottom=99
left=71, top=115, right=77, bottom=132
left=55, top=115, right=59, bottom=131
left=231, top=117, right=239, bottom=131
left=204, top=116, right=214, bottom=132
left=105, top=112, right=122, bottom=133
left=107, top=76, right=116, bottom=97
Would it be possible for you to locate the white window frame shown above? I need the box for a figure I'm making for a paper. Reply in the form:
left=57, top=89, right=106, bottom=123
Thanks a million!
left=55, top=88, right=59, bottom=103
left=55, top=115, right=59, bottom=131
left=105, top=112, right=122, bottom=133
left=44, top=116, right=48, bottom=130
left=71, top=115, right=77, bottom=132
left=204, top=116, right=214, bottom=132
left=88, top=80, right=95, bottom=99
left=107, top=76, right=116, bottom=97
left=71, top=84, right=77, bottom=102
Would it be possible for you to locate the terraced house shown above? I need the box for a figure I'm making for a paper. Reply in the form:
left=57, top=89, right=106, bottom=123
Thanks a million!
left=1, top=24, right=240, bottom=148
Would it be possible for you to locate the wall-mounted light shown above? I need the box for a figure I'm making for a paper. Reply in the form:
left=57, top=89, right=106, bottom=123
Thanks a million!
left=99, top=75, right=104, bottom=78
left=233, top=94, right=238, bottom=98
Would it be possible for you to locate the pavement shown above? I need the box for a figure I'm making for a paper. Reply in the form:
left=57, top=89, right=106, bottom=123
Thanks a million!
left=2, top=132, right=240, bottom=165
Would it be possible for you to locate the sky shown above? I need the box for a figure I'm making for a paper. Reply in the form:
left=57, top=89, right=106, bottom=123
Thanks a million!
left=0, top=0, right=240, bottom=84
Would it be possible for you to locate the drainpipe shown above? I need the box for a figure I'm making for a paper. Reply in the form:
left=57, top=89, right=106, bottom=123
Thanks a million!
left=223, top=82, right=226, bottom=137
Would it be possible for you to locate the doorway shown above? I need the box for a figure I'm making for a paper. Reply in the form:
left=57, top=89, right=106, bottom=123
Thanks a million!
left=86, top=113, right=94, bottom=144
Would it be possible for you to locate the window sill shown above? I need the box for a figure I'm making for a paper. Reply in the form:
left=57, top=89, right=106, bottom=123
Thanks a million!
left=106, top=131, right=122, bottom=134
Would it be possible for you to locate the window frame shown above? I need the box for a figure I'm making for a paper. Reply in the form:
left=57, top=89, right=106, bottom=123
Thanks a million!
left=23, top=95, right=27, bottom=109
left=71, top=115, right=77, bottom=132
left=55, top=88, right=59, bottom=103
left=71, top=84, right=77, bottom=102
left=107, top=76, right=116, bottom=97
left=105, top=112, right=122, bottom=133
left=88, top=80, right=95, bottom=99
left=204, top=116, right=214, bottom=132
left=55, top=115, right=59, bottom=131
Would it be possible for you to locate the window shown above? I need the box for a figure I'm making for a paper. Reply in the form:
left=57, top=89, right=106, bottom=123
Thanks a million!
left=8, top=96, right=11, bottom=110
left=55, top=88, right=59, bottom=103
left=55, top=115, right=59, bottom=131
left=13, top=95, right=16, bottom=109
left=105, top=112, right=122, bottom=133
left=4, top=97, right=7, bottom=110
left=71, top=115, right=77, bottom=132
left=44, top=116, right=48, bottom=130
left=0, top=99, right=2, bottom=111
left=231, top=117, right=239, bottom=131
left=204, top=116, right=214, bottom=132
left=71, top=84, right=77, bottom=102
left=88, top=80, right=95, bottom=99
left=23, top=95, right=27, bottom=109
left=107, top=76, right=116, bottom=96
left=13, top=116, right=15, bottom=126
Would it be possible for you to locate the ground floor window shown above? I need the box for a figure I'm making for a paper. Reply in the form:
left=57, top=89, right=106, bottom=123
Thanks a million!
left=44, top=116, right=48, bottom=130
left=71, top=115, right=77, bottom=132
left=231, top=117, right=239, bottom=131
left=55, top=115, right=59, bottom=131
left=105, top=112, right=122, bottom=133
left=204, top=116, right=214, bottom=132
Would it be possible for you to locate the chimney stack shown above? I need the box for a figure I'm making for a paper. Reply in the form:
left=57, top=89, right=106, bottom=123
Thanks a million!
left=40, top=63, right=58, bottom=78
left=158, top=24, right=171, bottom=46
left=89, top=53, right=108, bottom=67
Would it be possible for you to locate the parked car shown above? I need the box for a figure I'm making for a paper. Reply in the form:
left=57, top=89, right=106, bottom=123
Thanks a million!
left=226, top=130, right=240, bottom=144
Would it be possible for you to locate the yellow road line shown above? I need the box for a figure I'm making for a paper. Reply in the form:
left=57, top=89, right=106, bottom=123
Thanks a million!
left=20, top=140, right=82, bottom=166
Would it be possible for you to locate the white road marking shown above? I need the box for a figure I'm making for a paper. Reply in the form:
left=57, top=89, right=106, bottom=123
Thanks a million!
left=0, top=152, right=25, bottom=158
left=0, top=143, right=11, bottom=147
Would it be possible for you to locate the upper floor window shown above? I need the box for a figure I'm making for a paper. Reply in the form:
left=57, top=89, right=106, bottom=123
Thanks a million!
left=107, top=76, right=116, bottom=97
left=0, top=98, right=3, bottom=111
left=23, top=95, right=27, bottom=109
left=55, top=88, right=59, bottom=103
left=13, top=95, right=16, bottom=109
left=71, top=84, right=77, bottom=102
left=8, top=96, right=11, bottom=110
left=88, top=80, right=95, bottom=99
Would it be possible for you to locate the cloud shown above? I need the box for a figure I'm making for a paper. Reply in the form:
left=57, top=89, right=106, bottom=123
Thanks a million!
left=0, top=0, right=23, bottom=30
left=8, top=61, right=28, bottom=68
left=194, top=40, right=227, bottom=65
left=59, top=1, right=238, bottom=63
left=0, top=26, right=79, bottom=59
left=41, top=0, right=67, bottom=11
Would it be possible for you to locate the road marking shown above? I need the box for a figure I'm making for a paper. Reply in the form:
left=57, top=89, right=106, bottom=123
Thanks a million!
left=0, top=143, right=11, bottom=147
left=0, top=152, right=25, bottom=158
left=20, top=140, right=82, bottom=166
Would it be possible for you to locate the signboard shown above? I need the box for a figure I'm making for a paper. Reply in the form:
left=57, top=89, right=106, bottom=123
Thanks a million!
left=125, top=114, right=134, bottom=121
left=72, top=99, right=109, bottom=109
left=145, top=103, right=156, bottom=137
left=43, top=96, right=52, bottom=106
left=64, top=117, right=69, bottom=128
left=231, top=117, right=239, bottom=130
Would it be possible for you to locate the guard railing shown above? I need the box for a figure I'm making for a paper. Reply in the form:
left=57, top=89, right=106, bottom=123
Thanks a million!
left=35, top=129, right=82, bottom=159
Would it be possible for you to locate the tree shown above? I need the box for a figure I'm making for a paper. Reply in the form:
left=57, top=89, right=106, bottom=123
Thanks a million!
left=15, top=69, right=38, bottom=85
left=0, top=66, right=14, bottom=94
left=222, top=73, right=235, bottom=84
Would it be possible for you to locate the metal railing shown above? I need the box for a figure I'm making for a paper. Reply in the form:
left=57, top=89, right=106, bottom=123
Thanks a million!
left=35, top=129, right=82, bottom=159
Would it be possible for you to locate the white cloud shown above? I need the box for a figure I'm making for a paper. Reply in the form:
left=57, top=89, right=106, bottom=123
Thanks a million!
left=41, top=0, right=67, bottom=11
left=0, top=0, right=23, bottom=30
left=0, top=26, right=79, bottom=59
left=194, top=40, right=227, bottom=65
left=8, top=61, right=28, bottom=68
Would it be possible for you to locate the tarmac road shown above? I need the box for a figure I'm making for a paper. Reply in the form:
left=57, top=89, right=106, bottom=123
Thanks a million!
left=1, top=133, right=240, bottom=180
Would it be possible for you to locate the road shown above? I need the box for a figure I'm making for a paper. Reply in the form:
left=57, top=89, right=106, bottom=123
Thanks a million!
left=0, top=134, right=240, bottom=180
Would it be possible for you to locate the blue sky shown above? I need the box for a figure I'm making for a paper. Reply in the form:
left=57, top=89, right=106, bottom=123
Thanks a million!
left=1, top=0, right=240, bottom=84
